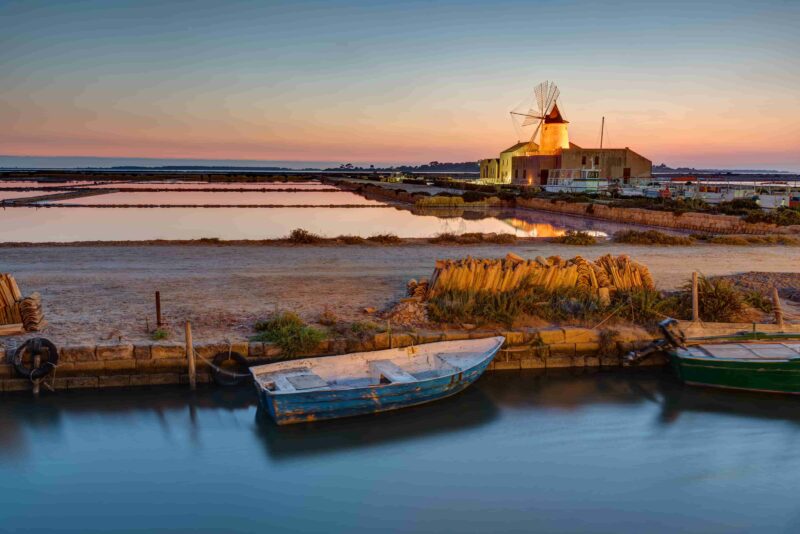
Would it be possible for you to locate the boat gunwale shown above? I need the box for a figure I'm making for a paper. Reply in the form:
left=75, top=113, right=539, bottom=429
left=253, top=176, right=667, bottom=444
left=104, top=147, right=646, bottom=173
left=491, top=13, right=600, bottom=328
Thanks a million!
left=250, top=336, right=505, bottom=397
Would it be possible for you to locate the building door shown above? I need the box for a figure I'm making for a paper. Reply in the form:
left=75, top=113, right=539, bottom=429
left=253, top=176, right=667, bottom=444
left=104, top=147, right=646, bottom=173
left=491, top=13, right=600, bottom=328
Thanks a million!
left=623, top=167, right=631, bottom=183
left=540, top=169, right=548, bottom=185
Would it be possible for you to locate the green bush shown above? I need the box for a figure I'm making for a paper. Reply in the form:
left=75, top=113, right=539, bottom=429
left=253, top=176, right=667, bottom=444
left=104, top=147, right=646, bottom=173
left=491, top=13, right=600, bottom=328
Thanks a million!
left=612, top=289, right=681, bottom=326
left=614, top=230, right=695, bottom=246
left=743, top=290, right=773, bottom=313
left=337, top=235, right=367, bottom=244
left=288, top=228, right=323, bottom=244
left=552, top=230, right=598, bottom=245
left=150, top=328, right=170, bottom=341
left=681, top=274, right=745, bottom=322
left=462, top=191, right=490, bottom=203
left=252, top=311, right=326, bottom=356
left=367, top=233, right=402, bottom=244
left=744, top=207, right=800, bottom=227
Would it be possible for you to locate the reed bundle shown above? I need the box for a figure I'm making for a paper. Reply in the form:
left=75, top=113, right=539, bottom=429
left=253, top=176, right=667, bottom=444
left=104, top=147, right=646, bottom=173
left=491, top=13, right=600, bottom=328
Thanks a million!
left=0, top=273, right=45, bottom=334
left=421, top=253, right=654, bottom=299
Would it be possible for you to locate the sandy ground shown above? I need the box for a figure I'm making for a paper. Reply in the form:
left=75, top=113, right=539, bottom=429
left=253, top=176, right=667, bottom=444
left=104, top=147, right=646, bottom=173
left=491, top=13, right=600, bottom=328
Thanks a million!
left=2, top=242, right=800, bottom=346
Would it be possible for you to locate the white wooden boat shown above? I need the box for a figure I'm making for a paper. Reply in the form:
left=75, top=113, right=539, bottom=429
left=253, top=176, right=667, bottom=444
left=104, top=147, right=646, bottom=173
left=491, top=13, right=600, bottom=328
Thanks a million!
left=251, top=336, right=504, bottom=425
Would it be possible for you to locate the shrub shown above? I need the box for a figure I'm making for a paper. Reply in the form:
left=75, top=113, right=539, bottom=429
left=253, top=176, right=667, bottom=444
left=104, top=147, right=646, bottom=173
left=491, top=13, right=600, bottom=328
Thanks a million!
left=252, top=311, right=326, bottom=356
left=614, top=230, right=695, bottom=246
left=552, top=230, right=598, bottom=245
left=288, top=228, right=323, bottom=244
left=367, top=233, right=402, bottom=244
left=681, top=274, right=745, bottom=322
left=743, top=290, right=773, bottom=313
left=151, top=328, right=170, bottom=341
left=462, top=191, right=490, bottom=203
left=337, top=235, right=367, bottom=244
left=318, top=307, right=338, bottom=326
left=707, top=234, right=800, bottom=246
left=612, top=289, right=681, bottom=326
left=744, top=207, right=800, bottom=227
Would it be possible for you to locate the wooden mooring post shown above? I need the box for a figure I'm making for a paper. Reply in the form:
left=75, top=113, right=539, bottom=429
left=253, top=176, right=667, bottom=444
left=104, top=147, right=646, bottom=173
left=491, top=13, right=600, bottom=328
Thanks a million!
left=691, top=272, right=700, bottom=322
left=185, top=320, right=196, bottom=390
left=772, top=287, right=785, bottom=330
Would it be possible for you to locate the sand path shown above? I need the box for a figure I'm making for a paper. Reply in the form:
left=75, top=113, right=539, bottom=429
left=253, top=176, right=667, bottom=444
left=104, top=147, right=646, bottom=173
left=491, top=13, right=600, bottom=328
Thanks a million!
left=2, top=243, right=799, bottom=345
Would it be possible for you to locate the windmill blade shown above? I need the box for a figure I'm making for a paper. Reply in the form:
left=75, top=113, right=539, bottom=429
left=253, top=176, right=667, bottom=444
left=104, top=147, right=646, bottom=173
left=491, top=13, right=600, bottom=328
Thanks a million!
left=529, top=120, right=542, bottom=145
left=522, top=115, right=541, bottom=127
left=543, top=84, right=560, bottom=116
left=510, top=111, right=545, bottom=127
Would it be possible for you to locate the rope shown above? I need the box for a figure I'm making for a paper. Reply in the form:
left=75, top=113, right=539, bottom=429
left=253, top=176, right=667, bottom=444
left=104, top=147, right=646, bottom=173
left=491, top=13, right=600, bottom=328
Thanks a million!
left=193, top=349, right=252, bottom=379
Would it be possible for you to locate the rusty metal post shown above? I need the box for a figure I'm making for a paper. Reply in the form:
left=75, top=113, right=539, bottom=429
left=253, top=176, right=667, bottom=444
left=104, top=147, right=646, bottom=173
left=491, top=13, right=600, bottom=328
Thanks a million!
left=32, top=353, right=41, bottom=396
left=772, top=287, right=785, bottom=330
left=155, top=291, right=162, bottom=328
left=691, top=272, right=700, bottom=322
left=185, top=320, right=196, bottom=390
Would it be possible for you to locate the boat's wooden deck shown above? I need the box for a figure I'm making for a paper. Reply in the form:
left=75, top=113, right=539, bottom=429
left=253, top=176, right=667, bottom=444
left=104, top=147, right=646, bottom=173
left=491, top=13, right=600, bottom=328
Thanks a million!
left=686, top=343, right=800, bottom=361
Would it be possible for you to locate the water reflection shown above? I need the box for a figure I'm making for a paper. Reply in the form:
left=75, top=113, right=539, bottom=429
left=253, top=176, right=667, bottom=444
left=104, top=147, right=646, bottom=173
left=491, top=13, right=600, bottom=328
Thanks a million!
left=6, top=369, right=800, bottom=463
left=254, top=385, right=499, bottom=461
left=6, top=370, right=800, bottom=532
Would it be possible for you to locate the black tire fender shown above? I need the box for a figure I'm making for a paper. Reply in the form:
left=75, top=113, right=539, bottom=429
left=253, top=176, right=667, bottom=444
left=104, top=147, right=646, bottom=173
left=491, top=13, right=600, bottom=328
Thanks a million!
left=210, top=351, right=250, bottom=386
left=13, top=337, right=59, bottom=380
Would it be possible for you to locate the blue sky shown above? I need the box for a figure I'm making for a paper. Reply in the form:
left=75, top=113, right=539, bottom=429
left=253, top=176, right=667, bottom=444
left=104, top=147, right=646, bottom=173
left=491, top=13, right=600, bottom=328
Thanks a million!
left=1, top=0, right=798, bottom=169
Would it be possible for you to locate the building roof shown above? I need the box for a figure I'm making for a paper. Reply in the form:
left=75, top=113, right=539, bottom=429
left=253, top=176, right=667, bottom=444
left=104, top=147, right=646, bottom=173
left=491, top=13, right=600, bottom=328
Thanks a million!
left=544, top=103, right=568, bottom=124
left=501, top=141, right=536, bottom=154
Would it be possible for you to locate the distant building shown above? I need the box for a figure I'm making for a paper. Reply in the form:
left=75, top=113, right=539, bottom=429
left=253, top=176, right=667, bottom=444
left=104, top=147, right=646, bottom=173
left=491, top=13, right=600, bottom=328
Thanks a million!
left=479, top=85, right=652, bottom=186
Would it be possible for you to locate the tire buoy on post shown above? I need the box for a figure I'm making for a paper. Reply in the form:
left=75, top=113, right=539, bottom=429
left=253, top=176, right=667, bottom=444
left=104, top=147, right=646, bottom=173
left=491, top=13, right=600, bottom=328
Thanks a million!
left=13, top=338, right=59, bottom=393
left=210, top=351, right=251, bottom=387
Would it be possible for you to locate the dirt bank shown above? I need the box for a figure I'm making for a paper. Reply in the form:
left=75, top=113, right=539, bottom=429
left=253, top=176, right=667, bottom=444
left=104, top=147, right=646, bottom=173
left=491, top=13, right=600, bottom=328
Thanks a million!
left=2, top=242, right=799, bottom=346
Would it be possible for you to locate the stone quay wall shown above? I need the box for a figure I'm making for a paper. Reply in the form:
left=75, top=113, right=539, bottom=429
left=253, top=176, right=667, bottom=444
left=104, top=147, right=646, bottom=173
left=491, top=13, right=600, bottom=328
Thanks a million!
left=517, top=198, right=798, bottom=235
left=0, top=327, right=661, bottom=393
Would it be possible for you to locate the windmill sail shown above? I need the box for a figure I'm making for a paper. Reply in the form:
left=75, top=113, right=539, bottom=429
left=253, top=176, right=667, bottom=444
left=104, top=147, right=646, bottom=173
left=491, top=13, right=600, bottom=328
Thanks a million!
left=510, top=81, right=563, bottom=145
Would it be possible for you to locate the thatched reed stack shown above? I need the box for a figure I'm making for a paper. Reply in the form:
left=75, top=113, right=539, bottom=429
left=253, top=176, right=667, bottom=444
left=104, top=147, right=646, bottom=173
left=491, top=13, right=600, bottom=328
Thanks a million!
left=0, top=274, right=45, bottom=334
left=411, top=253, right=654, bottom=299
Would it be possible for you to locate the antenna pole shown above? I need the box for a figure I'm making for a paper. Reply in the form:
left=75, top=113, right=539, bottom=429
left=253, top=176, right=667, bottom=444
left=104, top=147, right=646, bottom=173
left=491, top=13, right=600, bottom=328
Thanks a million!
left=600, top=116, right=605, bottom=150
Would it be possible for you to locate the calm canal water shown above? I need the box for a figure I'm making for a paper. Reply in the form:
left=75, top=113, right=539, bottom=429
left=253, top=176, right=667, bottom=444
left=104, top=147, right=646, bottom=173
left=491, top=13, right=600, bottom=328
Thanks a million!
left=2, top=369, right=799, bottom=533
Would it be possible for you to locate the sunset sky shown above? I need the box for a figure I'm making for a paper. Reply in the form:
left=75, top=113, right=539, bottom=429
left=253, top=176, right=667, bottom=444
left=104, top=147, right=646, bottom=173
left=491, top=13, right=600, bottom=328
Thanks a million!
left=2, top=0, right=798, bottom=170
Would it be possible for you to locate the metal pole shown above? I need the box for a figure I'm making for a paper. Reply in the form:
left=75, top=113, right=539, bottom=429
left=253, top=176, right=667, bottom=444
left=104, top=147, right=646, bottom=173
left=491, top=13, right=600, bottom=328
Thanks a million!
left=155, top=291, right=162, bottom=328
left=185, top=320, right=196, bottom=390
left=692, top=272, right=700, bottom=322
left=772, top=287, right=785, bottom=330
left=32, top=353, right=41, bottom=396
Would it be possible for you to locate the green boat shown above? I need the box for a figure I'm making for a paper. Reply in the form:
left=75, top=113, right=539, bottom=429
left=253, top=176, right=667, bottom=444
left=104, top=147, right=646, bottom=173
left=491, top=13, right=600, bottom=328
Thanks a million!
left=626, top=319, right=800, bottom=394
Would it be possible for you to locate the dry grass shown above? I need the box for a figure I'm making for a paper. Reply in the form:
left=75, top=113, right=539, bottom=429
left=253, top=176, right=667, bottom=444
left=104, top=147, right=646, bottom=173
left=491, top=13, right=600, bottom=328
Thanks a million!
left=367, top=234, right=402, bottom=244
left=428, top=232, right=517, bottom=245
left=614, top=230, right=695, bottom=246
left=704, top=235, right=800, bottom=246
left=551, top=231, right=598, bottom=246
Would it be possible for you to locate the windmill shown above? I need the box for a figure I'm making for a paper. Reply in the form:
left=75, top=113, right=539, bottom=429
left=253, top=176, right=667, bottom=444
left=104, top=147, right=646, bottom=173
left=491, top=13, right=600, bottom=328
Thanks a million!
left=509, top=81, right=569, bottom=154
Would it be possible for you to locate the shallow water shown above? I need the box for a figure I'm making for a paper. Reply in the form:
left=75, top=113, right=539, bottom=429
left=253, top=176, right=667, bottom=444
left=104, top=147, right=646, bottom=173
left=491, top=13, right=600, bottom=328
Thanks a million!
left=43, top=190, right=381, bottom=206
left=0, top=204, right=642, bottom=242
left=73, top=180, right=338, bottom=190
left=2, top=369, right=799, bottom=533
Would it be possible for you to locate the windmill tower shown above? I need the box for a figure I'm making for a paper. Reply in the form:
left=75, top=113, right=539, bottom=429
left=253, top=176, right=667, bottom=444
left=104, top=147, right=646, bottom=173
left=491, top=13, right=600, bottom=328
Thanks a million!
left=510, top=81, right=570, bottom=155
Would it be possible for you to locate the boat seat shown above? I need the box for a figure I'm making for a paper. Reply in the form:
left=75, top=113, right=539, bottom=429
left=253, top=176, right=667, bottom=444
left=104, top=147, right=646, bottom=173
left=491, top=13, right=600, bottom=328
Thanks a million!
left=286, top=372, right=328, bottom=391
left=369, top=359, right=416, bottom=384
left=435, top=354, right=462, bottom=371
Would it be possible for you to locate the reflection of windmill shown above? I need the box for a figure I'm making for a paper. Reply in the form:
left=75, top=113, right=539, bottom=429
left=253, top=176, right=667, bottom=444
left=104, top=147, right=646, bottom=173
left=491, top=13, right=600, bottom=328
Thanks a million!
left=510, top=81, right=570, bottom=155
left=441, top=216, right=467, bottom=235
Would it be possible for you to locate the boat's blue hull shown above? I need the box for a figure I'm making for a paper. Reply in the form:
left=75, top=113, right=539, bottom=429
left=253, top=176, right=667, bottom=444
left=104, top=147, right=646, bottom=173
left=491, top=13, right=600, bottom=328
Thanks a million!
left=256, top=357, right=494, bottom=425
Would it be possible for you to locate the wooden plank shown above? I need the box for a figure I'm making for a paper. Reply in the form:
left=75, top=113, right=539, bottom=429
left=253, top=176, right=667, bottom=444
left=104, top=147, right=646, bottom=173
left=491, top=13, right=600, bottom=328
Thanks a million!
left=0, top=323, right=24, bottom=336
left=369, top=359, right=416, bottom=383
left=287, top=373, right=329, bottom=390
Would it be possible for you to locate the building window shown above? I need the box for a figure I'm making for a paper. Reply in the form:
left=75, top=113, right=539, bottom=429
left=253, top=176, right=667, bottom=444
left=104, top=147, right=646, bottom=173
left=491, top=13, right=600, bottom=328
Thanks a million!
left=581, top=156, right=586, bottom=165
left=594, top=156, right=600, bottom=165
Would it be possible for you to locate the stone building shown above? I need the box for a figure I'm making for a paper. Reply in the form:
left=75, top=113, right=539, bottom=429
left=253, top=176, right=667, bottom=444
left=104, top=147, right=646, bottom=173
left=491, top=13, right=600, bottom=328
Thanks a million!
left=478, top=95, right=652, bottom=186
